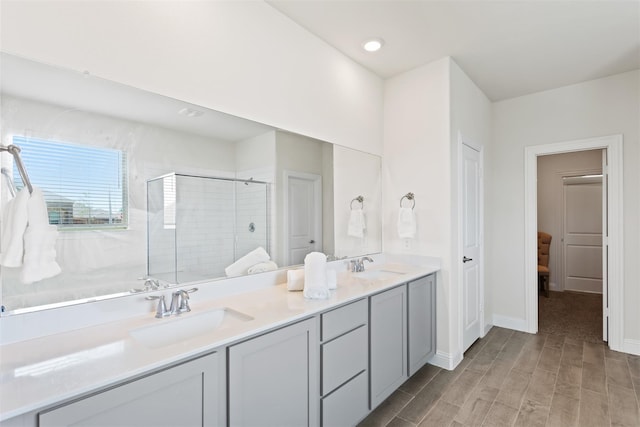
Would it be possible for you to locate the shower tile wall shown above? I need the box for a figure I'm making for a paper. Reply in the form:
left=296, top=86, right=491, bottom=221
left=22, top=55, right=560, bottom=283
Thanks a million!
left=176, top=176, right=235, bottom=282
left=147, top=177, right=176, bottom=281
left=148, top=174, right=271, bottom=283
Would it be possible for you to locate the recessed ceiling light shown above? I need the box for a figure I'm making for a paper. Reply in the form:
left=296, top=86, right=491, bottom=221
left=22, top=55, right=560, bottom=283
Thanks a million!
left=362, top=38, right=384, bottom=52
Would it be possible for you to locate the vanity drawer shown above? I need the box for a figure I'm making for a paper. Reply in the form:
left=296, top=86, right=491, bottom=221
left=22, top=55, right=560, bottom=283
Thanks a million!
left=321, top=298, right=367, bottom=341
left=322, top=324, right=368, bottom=394
left=322, top=371, right=368, bottom=427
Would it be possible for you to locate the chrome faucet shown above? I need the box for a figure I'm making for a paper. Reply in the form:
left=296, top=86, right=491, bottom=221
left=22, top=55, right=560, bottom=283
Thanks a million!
left=351, top=256, right=374, bottom=272
left=132, top=276, right=169, bottom=293
left=146, top=288, right=198, bottom=318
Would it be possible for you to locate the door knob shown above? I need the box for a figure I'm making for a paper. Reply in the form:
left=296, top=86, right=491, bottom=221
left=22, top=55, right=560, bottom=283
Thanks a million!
left=463, top=256, right=473, bottom=263
left=309, top=240, right=315, bottom=244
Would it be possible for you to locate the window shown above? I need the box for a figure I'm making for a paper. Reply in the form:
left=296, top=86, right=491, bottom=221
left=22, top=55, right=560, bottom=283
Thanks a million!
left=11, top=136, right=128, bottom=229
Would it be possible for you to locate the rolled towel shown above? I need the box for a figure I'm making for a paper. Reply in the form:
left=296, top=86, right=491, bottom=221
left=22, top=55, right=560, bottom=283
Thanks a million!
left=303, top=252, right=329, bottom=300
left=247, top=260, right=278, bottom=274
left=287, top=269, right=305, bottom=291
left=397, top=207, right=417, bottom=239
left=347, top=209, right=366, bottom=238
left=20, top=187, right=62, bottom=284
left=225, top=247, right=270, bottom=277
left=0, top=187, right=29, bottom=267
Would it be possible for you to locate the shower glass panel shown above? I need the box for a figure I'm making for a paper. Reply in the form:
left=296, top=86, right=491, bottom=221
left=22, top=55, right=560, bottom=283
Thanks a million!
left=147, top=173, right=270, bottom=284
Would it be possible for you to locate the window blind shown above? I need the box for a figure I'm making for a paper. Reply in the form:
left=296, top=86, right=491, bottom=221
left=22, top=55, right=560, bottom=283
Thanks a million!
left=11, top=136, right=128, bottom=229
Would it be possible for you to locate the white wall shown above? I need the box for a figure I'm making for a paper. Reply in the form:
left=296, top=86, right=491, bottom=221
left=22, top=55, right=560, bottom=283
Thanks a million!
left=383, top=57, right=492, bottom=368
left=0, top=1, right=383, bottom=155
left=490, top=70, right=640, bottom=345
left=537, top=150, right=603, bottom=291
left=383, top=57, right=455, bottom=365
left=449, top=60, right=493, bottom=344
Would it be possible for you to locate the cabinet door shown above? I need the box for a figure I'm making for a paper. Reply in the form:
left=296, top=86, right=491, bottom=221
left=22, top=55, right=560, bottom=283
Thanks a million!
left=228, top=318, right=318, bottom=427
left=408, top=274, right=437, bottom=376
left=39, top=352, right=223, bottom=427
left=370, top=285, right=407, bottom=408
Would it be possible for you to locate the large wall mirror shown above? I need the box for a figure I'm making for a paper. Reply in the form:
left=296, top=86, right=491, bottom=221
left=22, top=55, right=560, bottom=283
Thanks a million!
left=0, top=53, right=382, bottom=314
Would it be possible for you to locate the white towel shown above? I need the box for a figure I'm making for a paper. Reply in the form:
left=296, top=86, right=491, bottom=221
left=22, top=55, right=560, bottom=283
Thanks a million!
left=327, top=269, right=337, bottom=290
left=0, top=187, right=62, bottom=283
left=0, top=187, right=29, bottom=267
left=303, top=252, right=329, bottom=299
left=247, top=260, right=278, bottom=274
left=397, top=207, right=417, bottom=238
left=225, top=246, right=270, bottom=277
left=347, top=209, right=366, bottom=238
left=287, top=269, right=305, bottom=291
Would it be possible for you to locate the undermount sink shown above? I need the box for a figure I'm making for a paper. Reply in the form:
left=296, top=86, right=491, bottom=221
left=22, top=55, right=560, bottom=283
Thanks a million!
left=353, top=269, right=405, bottom=281
left=130, top=307, right=253, bottom=349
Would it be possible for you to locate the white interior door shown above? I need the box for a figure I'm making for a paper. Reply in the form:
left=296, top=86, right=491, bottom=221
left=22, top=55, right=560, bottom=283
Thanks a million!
left=602, top=150, right=609, bottom=341
left=562, top=176, right=603, bottom=293
left=462, top=143, right=482, bottom=351
left=286, top=173, right=321, bottom=266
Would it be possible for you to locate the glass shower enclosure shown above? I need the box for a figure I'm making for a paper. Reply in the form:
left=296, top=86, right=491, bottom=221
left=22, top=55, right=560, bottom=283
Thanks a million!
left=147, top=173, right=270, bottom=284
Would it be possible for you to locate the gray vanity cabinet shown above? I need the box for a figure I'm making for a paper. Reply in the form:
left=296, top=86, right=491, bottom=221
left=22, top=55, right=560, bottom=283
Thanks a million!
left=320, top=299, right=369, bottom=426
left=38, top=352, right=224, bottom=427
left=228, top=318, right=319, bottom=427
left=369, top=285, right=408, bottom=408
left=408, top=274, right=437, bottom=376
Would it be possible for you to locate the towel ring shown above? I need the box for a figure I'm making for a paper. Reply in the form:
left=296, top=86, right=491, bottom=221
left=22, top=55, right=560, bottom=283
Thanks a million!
left=350, top=195, right=364, bottom=210
left=400, top=192, right=415, bottom=209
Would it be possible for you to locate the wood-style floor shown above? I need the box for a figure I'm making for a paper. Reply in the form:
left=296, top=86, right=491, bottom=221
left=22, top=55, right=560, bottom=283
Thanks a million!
left=358, top=327, right=640, bottom=426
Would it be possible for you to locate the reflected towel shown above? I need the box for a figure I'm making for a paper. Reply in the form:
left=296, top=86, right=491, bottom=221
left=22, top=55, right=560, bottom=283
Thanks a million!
left=0, top=188, right=29, bottom=267
left=397, top=207, right=416, bottom=238
left=247, top=260, right=278, bottom=275
left=225, top=246, right=271, bottom=277
left=347, top=209, right=366, bottom=238
left=19, top=187, right=62, bottom=284
left=303, top=252, right=329, bottom=300
left=287, top=269, right=305, bottom=291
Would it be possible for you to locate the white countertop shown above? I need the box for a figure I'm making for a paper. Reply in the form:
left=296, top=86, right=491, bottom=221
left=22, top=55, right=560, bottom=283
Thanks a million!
left=0, top=261, right=439, bottom=422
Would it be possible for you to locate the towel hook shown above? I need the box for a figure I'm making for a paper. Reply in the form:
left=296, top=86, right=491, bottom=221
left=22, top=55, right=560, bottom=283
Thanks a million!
left=350, top=195, right=364, bottom=210
left=400, top=192, right=415, bottom=209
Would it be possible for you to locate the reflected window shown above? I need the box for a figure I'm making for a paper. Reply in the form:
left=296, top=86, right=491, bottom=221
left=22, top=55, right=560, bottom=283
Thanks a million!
left=11, top=136, right=128, bottom=229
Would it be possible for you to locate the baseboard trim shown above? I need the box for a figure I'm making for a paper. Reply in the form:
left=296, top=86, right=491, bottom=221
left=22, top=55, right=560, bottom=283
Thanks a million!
left=484, top=323, right=493, bottom=336
left=429, top=350, right=463, bottom=371
left=492, top=314, right=528, bottom=332
left=623, top=338, right=640, bottom=356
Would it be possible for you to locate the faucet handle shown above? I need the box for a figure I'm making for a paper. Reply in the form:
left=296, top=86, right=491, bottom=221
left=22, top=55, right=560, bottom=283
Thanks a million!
left=146, top=295, right=169, bottom=318
left=178, top=288, right=199, bottom=313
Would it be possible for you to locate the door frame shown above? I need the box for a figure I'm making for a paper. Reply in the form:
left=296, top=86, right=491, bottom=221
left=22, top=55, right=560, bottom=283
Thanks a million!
left=282, top=170, right=322, bottom=266
left=524, top=134, right=623, bottom=350
left=457, top=131, right=486, bottom=353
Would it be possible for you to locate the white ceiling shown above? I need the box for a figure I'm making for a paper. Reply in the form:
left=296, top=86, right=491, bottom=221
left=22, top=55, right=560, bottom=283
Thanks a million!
left=267, top=0, right=640, bottom=101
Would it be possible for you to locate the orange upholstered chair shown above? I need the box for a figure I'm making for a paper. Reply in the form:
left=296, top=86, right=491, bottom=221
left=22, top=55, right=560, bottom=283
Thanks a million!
left=538, top=231, right=552, bottom=297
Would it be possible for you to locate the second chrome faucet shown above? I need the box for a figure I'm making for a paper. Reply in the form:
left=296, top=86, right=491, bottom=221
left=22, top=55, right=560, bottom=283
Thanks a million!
left=147, top=288, right=198, bottom=318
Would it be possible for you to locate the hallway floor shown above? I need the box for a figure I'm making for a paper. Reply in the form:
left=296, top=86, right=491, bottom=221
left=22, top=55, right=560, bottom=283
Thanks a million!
left=358, top=327, right=640, bottom=426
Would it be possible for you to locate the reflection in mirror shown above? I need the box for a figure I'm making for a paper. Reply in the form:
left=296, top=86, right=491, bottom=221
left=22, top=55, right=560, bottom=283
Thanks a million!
left=147, top=174, right=271, bottom=283
left=0, top=52, right=381, bottom=314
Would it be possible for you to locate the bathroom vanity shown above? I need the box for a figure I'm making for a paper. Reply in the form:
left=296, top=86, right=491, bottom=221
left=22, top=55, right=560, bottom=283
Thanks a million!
left=0, top=261, right=438, bottom=427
